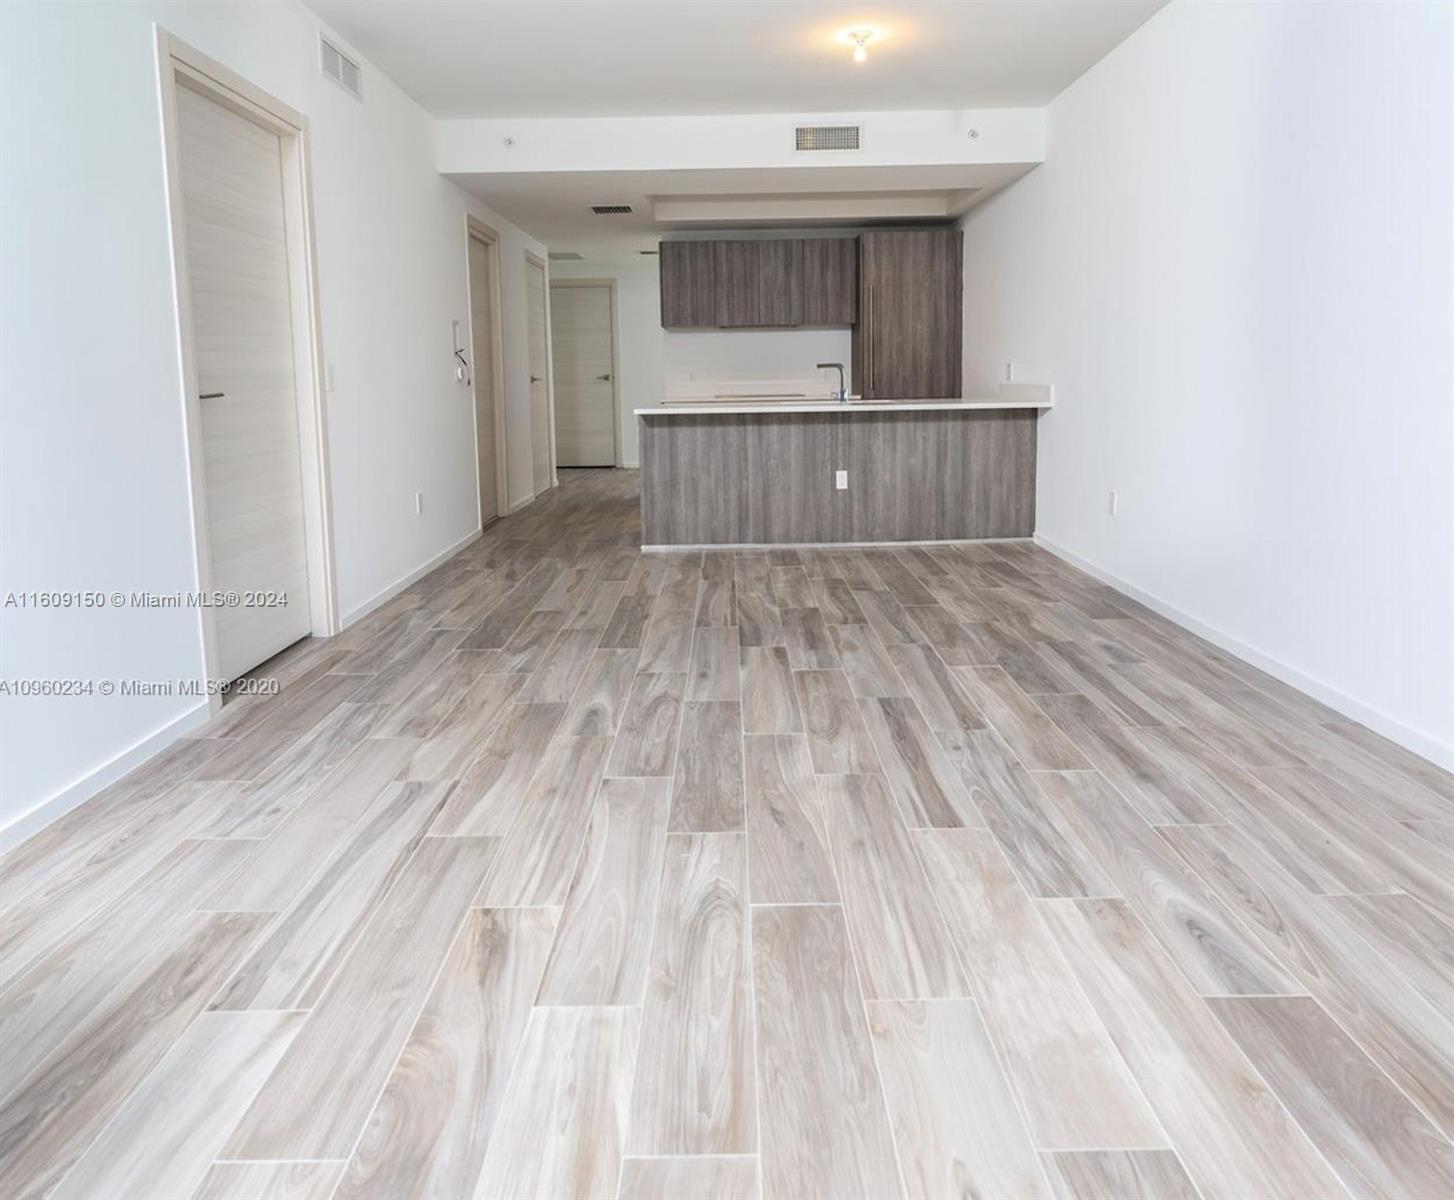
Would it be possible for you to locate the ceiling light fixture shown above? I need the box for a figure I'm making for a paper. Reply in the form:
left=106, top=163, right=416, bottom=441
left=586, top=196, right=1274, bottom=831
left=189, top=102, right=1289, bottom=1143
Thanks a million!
left=837, top=26, right=878, bottom=64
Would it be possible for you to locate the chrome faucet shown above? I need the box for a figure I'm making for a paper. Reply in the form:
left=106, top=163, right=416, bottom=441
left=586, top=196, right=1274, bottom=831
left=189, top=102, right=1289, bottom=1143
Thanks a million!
left=817, top=362, right=847, bottom=403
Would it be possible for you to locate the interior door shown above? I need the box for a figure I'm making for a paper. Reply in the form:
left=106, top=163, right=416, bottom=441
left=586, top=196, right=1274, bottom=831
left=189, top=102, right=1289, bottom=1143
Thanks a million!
left=525, top=256, right=553, bottom=494
left=549, top=284, right=617, bottom=467
left=467, top=233, right=499, bottom=525
left=177, top=82, right=311, bottom=681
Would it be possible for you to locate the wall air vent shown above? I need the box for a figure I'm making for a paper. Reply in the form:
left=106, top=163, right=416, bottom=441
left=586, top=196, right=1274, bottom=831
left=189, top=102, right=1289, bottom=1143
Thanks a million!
left=591, top=204, right=633, bottom=214
left=795, top=124, right=861, bottom=151
left=319, top=33, right=362, bottom=99
left=548, top=251, right=585, bottom=261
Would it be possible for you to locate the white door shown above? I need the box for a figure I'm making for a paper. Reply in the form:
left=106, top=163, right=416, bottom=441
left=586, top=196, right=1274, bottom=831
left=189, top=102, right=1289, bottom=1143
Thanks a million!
left=525, top=256, right=553, bottom=494
left=468, top=233, right=500, bottom=525
left=177, top=83, right=311, bottom=680
left=550, top=284, right=617, bottom=467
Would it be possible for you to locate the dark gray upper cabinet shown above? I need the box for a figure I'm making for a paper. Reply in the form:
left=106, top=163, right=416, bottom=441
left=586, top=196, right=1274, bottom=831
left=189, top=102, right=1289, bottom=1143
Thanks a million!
left=855, top=229, right=962, bottom=399
left=659, top=240, right=719, bottom=328
left=713, top=240, right=802, bottom=327
left=799, top=237, right=858, bottom=325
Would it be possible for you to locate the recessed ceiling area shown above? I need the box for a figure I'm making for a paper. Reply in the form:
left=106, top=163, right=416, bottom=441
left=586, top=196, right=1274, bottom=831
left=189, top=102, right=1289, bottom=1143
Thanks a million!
left=302, top=0, right=1167, bottom=118
left=447, top=163, right=1033, bottom=258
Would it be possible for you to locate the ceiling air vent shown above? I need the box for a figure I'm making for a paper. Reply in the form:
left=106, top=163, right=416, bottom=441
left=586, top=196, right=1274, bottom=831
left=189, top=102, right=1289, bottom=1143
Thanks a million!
left=319, top=33, right=362, bottom=99
left=795, top=124, right=861, bottom=151
left=591, top=204, right=633, bottom=215
left=548, top=251, right=585, bottom=261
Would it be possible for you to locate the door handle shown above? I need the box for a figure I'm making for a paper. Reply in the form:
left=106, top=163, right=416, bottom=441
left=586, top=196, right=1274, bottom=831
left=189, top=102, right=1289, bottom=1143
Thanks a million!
left=530, top=375, right=543, bottom=383
left=199, top=392, right=225, bottom=400
left=596, top=374, right=612, bottom=381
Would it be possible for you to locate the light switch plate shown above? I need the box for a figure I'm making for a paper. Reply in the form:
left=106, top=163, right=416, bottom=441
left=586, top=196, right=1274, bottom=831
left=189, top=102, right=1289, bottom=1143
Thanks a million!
left=835, top=470, right=848, bottom=490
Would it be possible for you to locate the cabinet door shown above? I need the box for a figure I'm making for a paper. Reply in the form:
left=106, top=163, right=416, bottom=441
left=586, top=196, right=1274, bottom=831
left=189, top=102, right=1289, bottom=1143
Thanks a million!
left=659, top=240, right=718, bottom=327
left=799, top=237, right=857, bottom=324
left=858, top=229, right=962, bottom=399
left=714, top=240, right=802, bottom=327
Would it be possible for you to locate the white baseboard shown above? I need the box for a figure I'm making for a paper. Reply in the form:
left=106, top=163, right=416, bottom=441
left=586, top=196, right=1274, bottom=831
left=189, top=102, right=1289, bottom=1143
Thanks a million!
left=641, top=536, right=1030, bottom=552
left=1034, top=534, right=1454, bottom=771
left=507, top=493, right=537, bottom=514
left=0, top=701, right=211, bottom=853
left=340, top=527, right=482, bottom=628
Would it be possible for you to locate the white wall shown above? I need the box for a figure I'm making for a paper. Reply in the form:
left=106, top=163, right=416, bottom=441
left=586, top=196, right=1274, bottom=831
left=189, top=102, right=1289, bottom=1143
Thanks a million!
left=549, top=259, right=663, bottom=468
left=961, top=0, right=1454, bottom=765
left=438, top=108, right=1046, bottom=174
left=663, top=331, right=853, bottom=396
left=0, top=0, right=548, bottom=842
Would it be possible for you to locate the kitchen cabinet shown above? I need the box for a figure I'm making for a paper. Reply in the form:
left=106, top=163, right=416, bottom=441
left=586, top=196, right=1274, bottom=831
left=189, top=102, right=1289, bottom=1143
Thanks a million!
left=658, top=240, right=719, bottom=327
left=799, top=237, right=858, bottom=324
left=854, top=229, right=962, bottom=399
left=714, top=240, right=802, bottom=327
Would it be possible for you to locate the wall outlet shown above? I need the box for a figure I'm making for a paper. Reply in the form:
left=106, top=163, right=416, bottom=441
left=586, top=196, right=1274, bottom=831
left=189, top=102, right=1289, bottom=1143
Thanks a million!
left=1005, top=362, right=1015, bottom=382
left=415, top=491, right=424, bottom=515
left=1107, top=489, right=1118, bottom=516
left=835, top=470, right=848, bottom=491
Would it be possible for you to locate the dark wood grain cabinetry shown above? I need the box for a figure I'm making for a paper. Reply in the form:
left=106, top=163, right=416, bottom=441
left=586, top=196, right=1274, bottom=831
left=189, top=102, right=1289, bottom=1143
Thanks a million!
left=658, top=240, right=719, bottom=328
left=660, top=237, right=856, bottom=329
left=854, top=229, right=962, bottom=399
left=641, top=408, right=1035, bottom=544
left=799, top=237, right=858, bottom=324
left=713, top=240, right=803, bottom=327
left=660, top=230, right=962, bottom=398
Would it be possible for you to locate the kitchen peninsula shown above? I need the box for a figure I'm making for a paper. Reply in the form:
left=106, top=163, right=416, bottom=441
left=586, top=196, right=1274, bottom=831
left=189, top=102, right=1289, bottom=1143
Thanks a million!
left=637, top=385, right=1052, bottom=547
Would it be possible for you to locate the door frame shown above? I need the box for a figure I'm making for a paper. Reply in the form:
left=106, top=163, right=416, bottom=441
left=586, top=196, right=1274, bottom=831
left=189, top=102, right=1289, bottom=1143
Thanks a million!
left=549, top=278, right=622, bottom=468
left=156, top=28, right=338, bottom=713
left=465, top=215, right=510, bottom=525
left=524, top=250, right=558, bottom=493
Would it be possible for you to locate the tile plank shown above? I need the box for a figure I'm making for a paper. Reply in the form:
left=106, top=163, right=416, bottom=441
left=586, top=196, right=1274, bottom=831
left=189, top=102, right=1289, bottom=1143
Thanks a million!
left=795, top=669, right=879, bottom=774
left=608, top=672, right=687, bottom=777
left=224, top=837, right=497, bottom=1160
left=744, top=734, right=838, bottom=904
left=628, top=833, right=755, bottom=1155
left=916, top=829, right=1164, bottom=1149
left=54, top=1011, right=302, bottom=1200
left=473, top=1007, right=640, bottom=1200
left=1208, top=995, right=1454, bottom=1200
left=537, top=779, right=671, bottom=1005
left=822, top=774, right=968, bottom=1000
left=869, top=998, right=1050, bottom=1199
left=752, top=905, right=902, bottom=1200
left=336, top=908, right=557, bottom=1200
left=670, top=701, right=746, bottom=833
left=1040, top=897, right=1352, bottom=1200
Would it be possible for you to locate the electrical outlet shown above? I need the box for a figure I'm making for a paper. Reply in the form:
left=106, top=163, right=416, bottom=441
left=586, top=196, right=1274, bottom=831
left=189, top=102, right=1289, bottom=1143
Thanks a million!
left=1005, top=362, right=1015, bottom=382
left=835, top=470, right=848, bottom=491
left=415, top=491, right=424, bottom=516
left=1107, top=489, right=1118, bottom=516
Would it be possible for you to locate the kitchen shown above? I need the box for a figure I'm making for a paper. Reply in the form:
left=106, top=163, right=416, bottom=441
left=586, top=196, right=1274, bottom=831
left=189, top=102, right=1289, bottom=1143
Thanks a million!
left=636, top=228, right=1051, bottom=547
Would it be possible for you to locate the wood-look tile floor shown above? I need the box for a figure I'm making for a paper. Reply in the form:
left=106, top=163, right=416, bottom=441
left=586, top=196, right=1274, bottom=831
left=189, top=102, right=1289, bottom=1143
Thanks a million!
left=4, top=467, right=1453, bottom=1200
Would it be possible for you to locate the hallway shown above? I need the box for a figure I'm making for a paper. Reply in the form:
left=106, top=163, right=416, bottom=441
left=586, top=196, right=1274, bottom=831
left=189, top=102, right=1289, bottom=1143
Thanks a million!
left=2, top=467, right=1451, bottom=1199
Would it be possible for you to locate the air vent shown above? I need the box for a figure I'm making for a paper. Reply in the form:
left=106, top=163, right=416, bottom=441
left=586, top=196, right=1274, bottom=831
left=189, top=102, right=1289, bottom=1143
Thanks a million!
left=548, top=251, right=585, bottom=261
left=319, top=34, right=361, bottom=99
left=590, top=204, right=633, bottom=215
left=795, top=124, right=861, bottom=151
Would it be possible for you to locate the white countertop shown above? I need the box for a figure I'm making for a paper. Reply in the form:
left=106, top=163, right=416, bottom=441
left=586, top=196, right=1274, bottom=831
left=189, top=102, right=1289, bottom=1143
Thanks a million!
left=635, top=383, right=1054, bottom=417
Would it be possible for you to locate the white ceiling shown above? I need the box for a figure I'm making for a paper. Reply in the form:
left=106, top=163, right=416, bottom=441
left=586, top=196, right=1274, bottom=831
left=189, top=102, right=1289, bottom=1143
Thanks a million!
left=449, top=162, right=1033, bottom=257
left=304, top=0, right=1167, bottom=118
